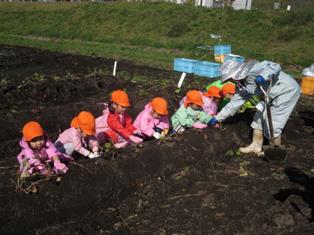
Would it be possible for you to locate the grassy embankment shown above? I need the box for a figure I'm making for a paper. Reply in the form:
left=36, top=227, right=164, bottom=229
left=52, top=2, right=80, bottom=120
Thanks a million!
left=0, top=2, right=313, bottom=74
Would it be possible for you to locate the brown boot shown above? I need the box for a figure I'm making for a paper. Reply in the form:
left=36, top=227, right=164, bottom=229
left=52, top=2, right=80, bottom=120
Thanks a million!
left=239, top=129, right=263, bottom=154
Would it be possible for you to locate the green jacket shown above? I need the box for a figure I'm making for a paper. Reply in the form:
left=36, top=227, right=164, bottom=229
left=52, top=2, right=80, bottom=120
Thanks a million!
left=206, top=80, right=225, bottom=90
left=171, top=105, right=212, bottom=129
left=206, top=80, right=235, bottom=90
left=218, top=98, right=230, bottom=111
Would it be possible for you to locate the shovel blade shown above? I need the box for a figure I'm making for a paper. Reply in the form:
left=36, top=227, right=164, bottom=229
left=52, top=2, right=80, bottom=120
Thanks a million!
left=263, top=145, right=287, bottom=162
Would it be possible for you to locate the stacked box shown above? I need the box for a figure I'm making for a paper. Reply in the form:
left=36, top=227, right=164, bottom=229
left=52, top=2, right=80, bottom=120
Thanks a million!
left=194, top=61, right=221, bottom=78
left=173, top=58, right=198, bottom=73
left=301, top=76, right=314, bottom=96
left=213, top=44, right=232, bottom=55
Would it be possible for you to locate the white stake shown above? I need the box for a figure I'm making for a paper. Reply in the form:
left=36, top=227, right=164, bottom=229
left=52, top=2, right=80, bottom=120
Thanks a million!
left=113, top=60, right=117, bottom=76
left=177, top=72, right=187, bottom=88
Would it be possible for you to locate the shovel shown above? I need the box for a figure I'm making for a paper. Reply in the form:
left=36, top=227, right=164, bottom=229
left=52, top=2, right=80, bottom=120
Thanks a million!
left=259, top=81, right=287, bottom=162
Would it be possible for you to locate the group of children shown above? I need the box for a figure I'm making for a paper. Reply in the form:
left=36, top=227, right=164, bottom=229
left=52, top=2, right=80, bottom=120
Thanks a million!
left=17, top=82, right=236, bottom=179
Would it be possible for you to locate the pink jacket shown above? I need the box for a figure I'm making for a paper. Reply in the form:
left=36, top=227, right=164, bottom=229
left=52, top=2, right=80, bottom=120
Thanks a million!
left=17, top=137, right=71, bottom=172
left=202, top=96, right=218, bottom=116
left=95, top=106, right=110, bottom=134
left=56, top=127, right=98, bottom=157
left=180, top=92, right=218, bottom=116
left=133, top=103, right=170, bottom=137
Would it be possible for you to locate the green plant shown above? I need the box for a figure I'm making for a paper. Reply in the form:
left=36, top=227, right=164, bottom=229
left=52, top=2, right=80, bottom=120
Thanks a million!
left=87, top=67, right=112, bottom=77
left=31, top=73, right=46, bottom=82
left=116, top=70, right=131, bottom=81
left=225, top=149, right=241, bottom=158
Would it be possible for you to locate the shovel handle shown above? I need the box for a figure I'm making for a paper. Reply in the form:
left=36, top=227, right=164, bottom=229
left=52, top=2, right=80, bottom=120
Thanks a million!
left=259, top=80, right=275, bottom=140
left=266, top=100, right=275, bottom=140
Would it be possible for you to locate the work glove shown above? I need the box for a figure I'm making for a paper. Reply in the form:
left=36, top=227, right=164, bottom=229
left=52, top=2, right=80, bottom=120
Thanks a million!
left=93, top=152, right=100, bottom=158
left=173, top=125, right=185, bottom=134
left=153, top=132, right=162, bottom=140
left=208, top=117, right=218, bottom=126
left=53, top=160, right=68, bottom=175
left=255, top=75, right=267, bottom=85
left=192, top=122, right=207, bottom=129
left=129, top=135, right=143, bottom=144
left=88, top=152, right=99, bottom=159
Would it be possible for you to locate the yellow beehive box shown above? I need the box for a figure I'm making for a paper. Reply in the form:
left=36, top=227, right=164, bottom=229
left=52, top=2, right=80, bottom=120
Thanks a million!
left=301, top=76, right=314, bottom=96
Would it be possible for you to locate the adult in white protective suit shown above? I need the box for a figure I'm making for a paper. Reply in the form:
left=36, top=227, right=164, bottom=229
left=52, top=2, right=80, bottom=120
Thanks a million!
left=208, top=59, right=301, bottom=155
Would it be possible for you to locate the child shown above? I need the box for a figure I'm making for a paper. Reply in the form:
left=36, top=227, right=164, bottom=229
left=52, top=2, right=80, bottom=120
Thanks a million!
left=133, top=97, right=170, bottom=140
left=55, top=111, right=100, bottom=159
left=219, top=83, right=236, bottom=110
left=202, top=86, right=222, bottom=116
left=172, top=90, right=212, bottom=133
left=17, top=121, right=71, bottom=179
left=218, top=82, right=260, bottom=113
left=180, top=87, right=221, bottom=116
left=96, top=90, right=143, bottom=148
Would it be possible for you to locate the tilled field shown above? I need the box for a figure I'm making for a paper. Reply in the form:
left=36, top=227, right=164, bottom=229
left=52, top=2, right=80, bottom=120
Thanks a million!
left=0, top=45, right=314, bottom=235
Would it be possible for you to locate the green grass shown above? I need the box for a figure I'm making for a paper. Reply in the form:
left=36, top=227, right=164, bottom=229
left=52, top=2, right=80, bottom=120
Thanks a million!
left=0, top=2, right=313, bottom=75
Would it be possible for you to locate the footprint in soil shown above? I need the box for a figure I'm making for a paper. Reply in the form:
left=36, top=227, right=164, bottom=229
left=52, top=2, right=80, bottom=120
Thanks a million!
left=273, top=167, right=314, bottom=222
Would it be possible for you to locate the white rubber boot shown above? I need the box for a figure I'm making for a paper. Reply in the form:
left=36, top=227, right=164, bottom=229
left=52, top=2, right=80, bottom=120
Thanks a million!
left=239, top=129, right=263, bottom=154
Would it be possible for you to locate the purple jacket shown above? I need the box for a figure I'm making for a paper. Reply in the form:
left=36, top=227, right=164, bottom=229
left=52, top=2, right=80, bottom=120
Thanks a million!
left=56, top=127, right=98, bottom=157
left=133, top=103, right=170, bottom=137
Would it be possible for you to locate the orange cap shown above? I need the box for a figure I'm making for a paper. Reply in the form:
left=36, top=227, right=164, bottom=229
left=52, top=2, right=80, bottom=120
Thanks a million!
left=204, top=86, right=221, bottom=98
left=111, top=90, right=130, bottom=107
left=70, top=117, right=79, bottom=128
left=151, top=97, right=168, bottom=115
left=184, top=90, right=204, bottom=107
left=222, top=83, right=236, bottom=96
left=22, top=121, right=44, bottom=141
left=74, top=111, right=96, bottom=136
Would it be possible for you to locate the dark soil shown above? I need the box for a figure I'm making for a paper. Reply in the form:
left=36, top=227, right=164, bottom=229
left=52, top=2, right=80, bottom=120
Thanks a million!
left=0, top=44, right=314, bottom=235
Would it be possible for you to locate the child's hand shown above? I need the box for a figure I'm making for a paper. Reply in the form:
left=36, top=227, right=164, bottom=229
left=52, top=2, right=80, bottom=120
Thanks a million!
left=88, top=152, right=99, bottom=159
left=153, top=132, right=162, bottom=139
left=133, top=129, right=142, bottom=135
left=92, top=146, right=99, bottom=153
left=192, top=122, right=207, bottom=129
left=129, top=135, right=143, bottom=144
left=93, top=152, right=100, bottom=158
left=54, top=161, right=68, bottom=174
left=214, top=123, right=220, bottom=128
